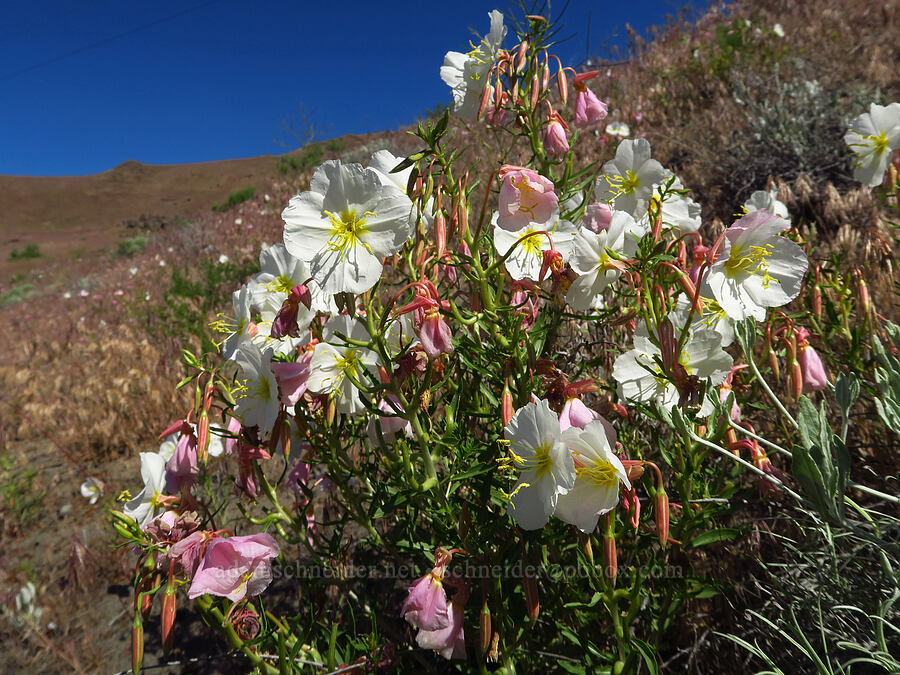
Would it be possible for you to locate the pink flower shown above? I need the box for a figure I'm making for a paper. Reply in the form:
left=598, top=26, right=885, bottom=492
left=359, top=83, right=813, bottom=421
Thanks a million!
left=415, top=597, right=466, bottom=660
left=796, top=328, right=828, bottom=392
left=286, top=457, right=310, bottom=496
left=544, top=111, right=570, bottom=160
left=367, top=395, right=413, bottom=445
left=415, top=306, right=454, bottom=360
left=166, top=432, right=198, bottom=494
left=496, top=165, right=558, bottom=231
left=272, top=352, right=313, bottom=406
left=402, top=549, right=453, bottom=631
left=224, top=415, right=242, bottom=455
left=558, top=398, right=601, bottom=431
left=187, top=533, right=279, bottom=602
left=169, top=530, right=217, bottom=578
left=573, top=72, right=608, bottom=128
left=235, top=444, right=271, bottom=499
left=583, top=202, right=613, bottom=233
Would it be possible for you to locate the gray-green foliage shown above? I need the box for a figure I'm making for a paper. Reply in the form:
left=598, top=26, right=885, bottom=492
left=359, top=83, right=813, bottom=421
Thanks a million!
left=872, top=321, right=900, bottom=434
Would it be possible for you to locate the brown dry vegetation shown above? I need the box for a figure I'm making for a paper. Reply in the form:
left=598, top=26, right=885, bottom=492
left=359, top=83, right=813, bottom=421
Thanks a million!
left=0, top=0, right=897, bottom=672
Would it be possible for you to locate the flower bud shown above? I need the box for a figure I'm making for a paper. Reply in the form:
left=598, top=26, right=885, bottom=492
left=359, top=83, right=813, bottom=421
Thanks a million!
left=196, top=410, right=210, bottom=464
left=515, top=40, right=528, bottom=74
left=501, top=380, right=514, bottom=426
left=856, top=270, right=871, bottom=317
left=603, top=532, right=617, bottom=581
left=232, top=606, right=261, bottom=641
left=523, top=572, right=540, bottom=622
left=480, top=600, right=492, bottom=657
left=161, top=571, right=177, bottom=655
left=541, top=62, right=550, bottom=92
left=790, top=358, right=803, bottom=400
left=812, top=265, right=823, bottom=320
left=655, top=490, right=670, bottom=550
left=529, top=74, right=540, bottom=109
left=798, top=343, right=828, bottom=392
left=434, top=211, right=447, bottom=257
left=478, top=77, right=493, bottom=120
left=768, top=347, right=781, bottom=381
left=132, top=611, right=144, bottom=675
left=556, top=66, right=568, bottom=105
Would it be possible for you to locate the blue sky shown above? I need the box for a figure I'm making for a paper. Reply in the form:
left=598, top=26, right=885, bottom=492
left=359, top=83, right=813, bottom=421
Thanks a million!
left=0, top=0, right=707, bottom=176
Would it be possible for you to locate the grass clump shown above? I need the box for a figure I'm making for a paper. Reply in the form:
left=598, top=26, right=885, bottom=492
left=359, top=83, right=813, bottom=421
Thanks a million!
left=115, top=235, right=148, bottom=257
left=212, top=185, right=256, bottom=212
left=7, top=244, right=41, bottom=261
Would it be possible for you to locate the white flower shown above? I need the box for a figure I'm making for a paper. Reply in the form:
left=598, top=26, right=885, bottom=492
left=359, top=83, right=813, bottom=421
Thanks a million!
left=566, top=210, right=645, bottom=310
left=595, top=138, right=670, bottom=218
left=440, top=10, right=506, bottom=120
left=80, top=477, right=104, bottom=505
left=282, top=160, right=414, bottom=294
left=250, top=244, right=313, bottom=326
left=235, top=217, right=243, bottom=225
left=306, top=315, right=379, bottom=415
left=129, top=267, right=138, bottom=276
left=218, top=254, right=230, bottom=264
left=221, top=285, right=255, bottom=361
left=773, top=23, right=785, bottom=37
left=703, top=210, right=808, bottom=321
left=612, top=321, right=732, bottom=417
left=252, top=319, right=309, bottom=358
left=743, top=189, right=789, bottom=220
left=79, top=289, right=89, bottom=297
left=670, top=293, right=735, bottom=348
left=605, top=121, right=630, bottom=137
left=505, top=399, right=576, bottom=530
left=122, top=453, right=167, bottom=528
left=492, top=215, right=578, bottom=281
left=554, top=420, right=630, bottom=533
left=233, top=342, right=280, bottom=435
left=641, top=177, right=702, bottom=234
left=368, top=150, right=434, bottom=232
left=63, top=291, right=72, bottom=299
left=844, top=102, right=900, bottom=187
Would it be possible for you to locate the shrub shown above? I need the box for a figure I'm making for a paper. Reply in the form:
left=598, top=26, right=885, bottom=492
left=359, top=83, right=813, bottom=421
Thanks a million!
left=211, top=185, right=256, bottom=212
left=115, top=236, right=148, bottom=257
left=7, top=243, right=41, bottom=261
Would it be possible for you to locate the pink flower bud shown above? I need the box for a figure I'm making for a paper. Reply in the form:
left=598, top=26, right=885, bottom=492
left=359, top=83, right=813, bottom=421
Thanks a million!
left=166, top=432, right=198, bottom=494
left=558, top=397, right=600, bottom=431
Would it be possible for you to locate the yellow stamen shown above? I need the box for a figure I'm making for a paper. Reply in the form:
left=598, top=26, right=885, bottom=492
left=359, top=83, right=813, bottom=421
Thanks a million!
left=323, top=209, right=376, bottom=260
left=724, top=243, right=776, bottom=287
left=575, top=459, right=619, bottom=488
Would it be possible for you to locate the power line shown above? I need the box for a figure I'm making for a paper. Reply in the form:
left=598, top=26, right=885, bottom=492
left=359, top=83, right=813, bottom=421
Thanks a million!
left=0, top=0, right=225, bottom=82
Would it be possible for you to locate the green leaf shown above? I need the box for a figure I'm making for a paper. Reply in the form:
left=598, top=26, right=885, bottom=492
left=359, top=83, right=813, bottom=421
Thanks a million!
left=834, top=372, right=860, bottom=419
left=688, top=527, right=743, bottom=548
left=734, top=317, right=757, bottom=355
left=632, top=638, right=660, bottom=675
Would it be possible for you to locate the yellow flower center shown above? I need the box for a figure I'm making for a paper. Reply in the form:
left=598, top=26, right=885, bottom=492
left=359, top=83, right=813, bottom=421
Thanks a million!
left=606, top=170, right=640, bottom=199
left=533, top=441, right=554, bottom=478
left=724, top=243, right=776, bottom=287
left=324, top=208, right=375, bottom=260
left=269, top=273, right=295, bottom=294
left=576, top=458, right=619, bottom=488
left=520, top=228, right=545, bottom=259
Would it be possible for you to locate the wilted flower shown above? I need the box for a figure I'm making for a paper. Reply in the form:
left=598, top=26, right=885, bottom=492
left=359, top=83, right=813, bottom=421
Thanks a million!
left=416, top=583, right=467, bottom=660
left=402, top=549, right=453, bottom=631
left=573, top=71, right=608, bottom=127
left=544, top=111, right=570, bottom=160
left=796, top=328, right=828, bottom=392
